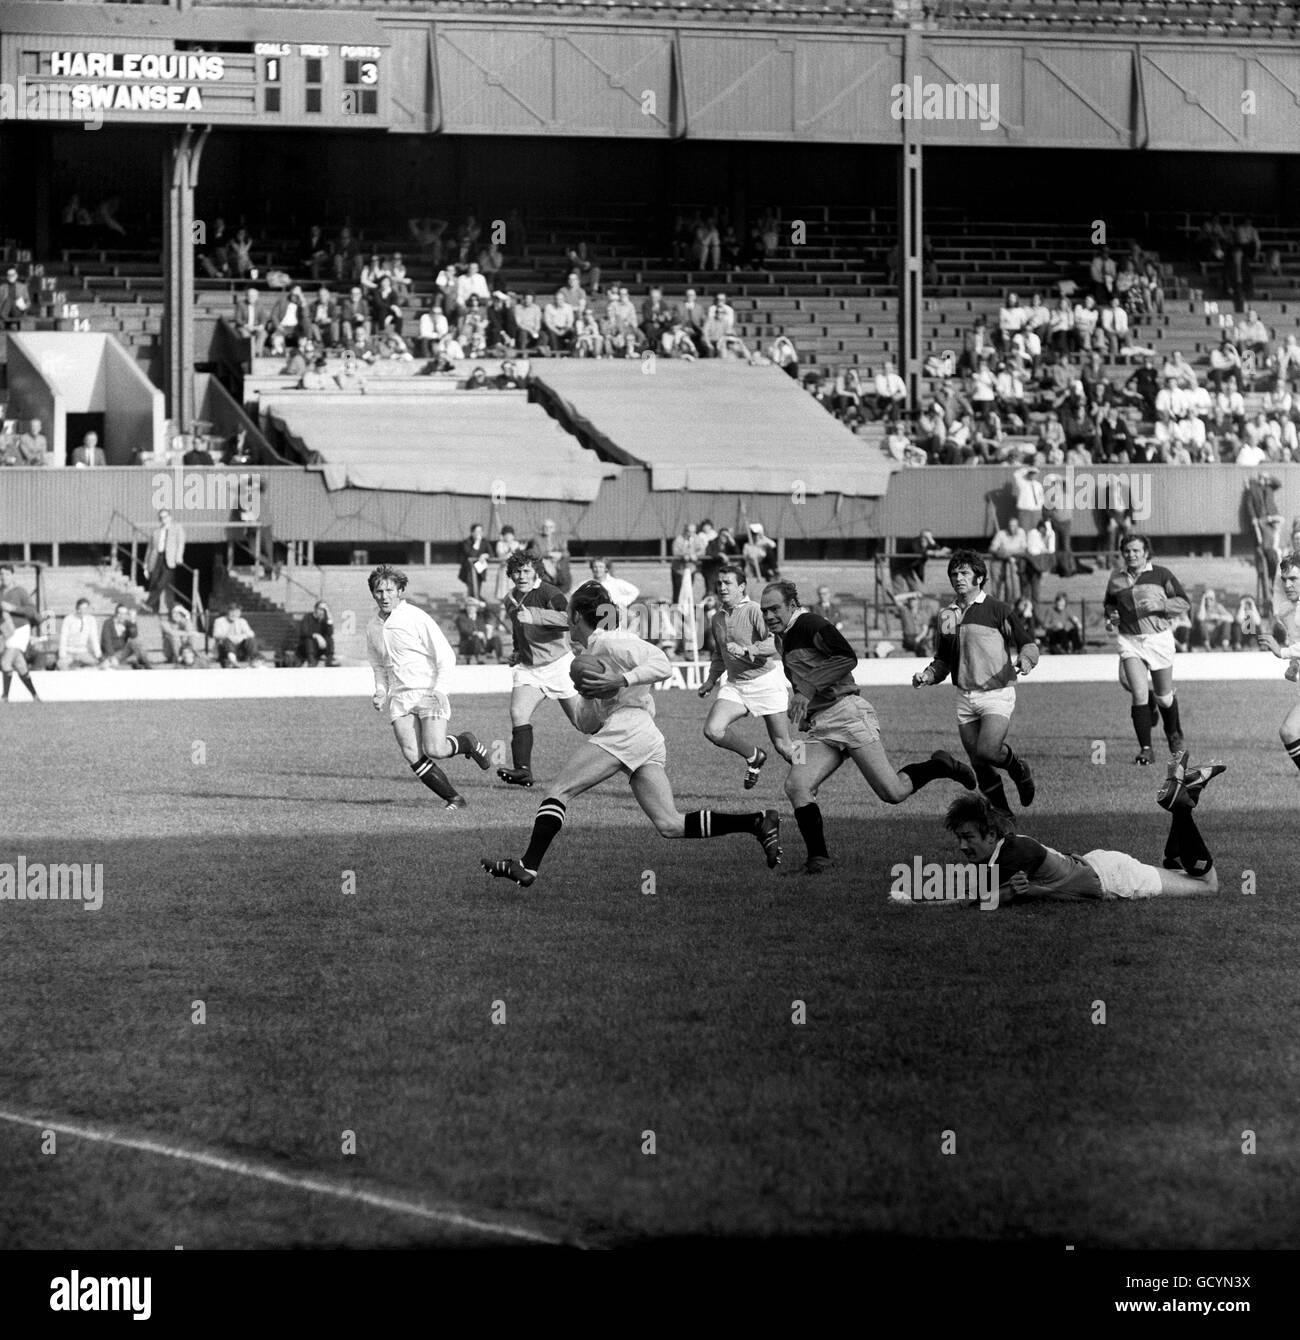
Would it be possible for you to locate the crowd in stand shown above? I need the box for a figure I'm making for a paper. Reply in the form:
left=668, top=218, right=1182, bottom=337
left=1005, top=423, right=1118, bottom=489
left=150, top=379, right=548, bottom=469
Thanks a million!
left=889, top=281, right=1300, bottom=467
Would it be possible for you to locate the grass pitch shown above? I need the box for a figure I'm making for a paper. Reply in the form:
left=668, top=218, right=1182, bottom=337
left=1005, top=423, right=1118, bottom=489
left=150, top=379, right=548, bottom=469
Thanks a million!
left=0, top=681, right=1297, bottom=1248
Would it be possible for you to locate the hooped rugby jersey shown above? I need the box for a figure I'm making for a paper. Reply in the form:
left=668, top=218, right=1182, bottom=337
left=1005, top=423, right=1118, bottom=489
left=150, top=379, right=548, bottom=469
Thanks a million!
left=1103, top=562, right=1190, bottom=636
left=504, top=580, right=571, bottom=667
left=776, top=611, right=859, bottom=719
left=927, top=591, right=1037, bottom=692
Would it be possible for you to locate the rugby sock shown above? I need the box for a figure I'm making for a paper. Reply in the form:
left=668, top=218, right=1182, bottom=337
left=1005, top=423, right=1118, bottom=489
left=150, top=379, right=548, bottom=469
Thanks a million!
left=1155, top=694, right=1181, bottom=741
left=523, top=797, right=566, bottom=870
left=1131, top=703, right=1153, bottom=749
left=1284, top=734, right=1300, bottom=773
left=974, top=763, right=1012, bottom=814
left=511, top=724, right=534, bottom=771
left=899, top=757, right=946, bottom=790
left=1, top=671, right=10, bottom=699
left=794, top=803, right=828, bottom=860
left=1168, top=806, right=1213, bottom=877
left=996, top=743, right=1025, bottom=779
left=685, top=810, right=763, bottom=838
left=745, top=747, right=762, bottom=765
left=17, top=671, right=37, bottom=700
left=410, top=755, right=458, bottom=802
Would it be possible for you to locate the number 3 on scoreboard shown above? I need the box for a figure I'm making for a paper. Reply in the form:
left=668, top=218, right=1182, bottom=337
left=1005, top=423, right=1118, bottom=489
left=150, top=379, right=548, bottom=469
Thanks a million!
left=360, top=61, right=377, bottom=85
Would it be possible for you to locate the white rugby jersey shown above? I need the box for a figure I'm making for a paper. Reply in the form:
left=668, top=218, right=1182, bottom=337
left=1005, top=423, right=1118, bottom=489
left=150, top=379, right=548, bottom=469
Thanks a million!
left=367, top=599, right=455, bottom=698
left=575, top=628, right=672, bottom=730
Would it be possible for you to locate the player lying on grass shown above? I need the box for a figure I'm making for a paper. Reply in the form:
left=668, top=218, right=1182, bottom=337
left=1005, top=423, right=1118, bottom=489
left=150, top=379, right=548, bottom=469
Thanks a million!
left=908, top=750, right=1225, bottom=908
left=912, top=549, right=1037, bottom=819
left=482, top=580, right=781, bottom=888
left=366, top=565, right=490, bottom=810
left=1257, top=552, right=1300, bottom=772
left=698, top=565, right=793, bottom=788
left=758, top=579, right=977, bottom=876
left=1103, top=534, right=1190, bottom=765
left=497, top=551, right=583, bottom=788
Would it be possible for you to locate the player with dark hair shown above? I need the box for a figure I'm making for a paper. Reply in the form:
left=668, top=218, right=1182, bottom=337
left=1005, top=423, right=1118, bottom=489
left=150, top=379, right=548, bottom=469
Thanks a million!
left=1103, top=534, right=1190, bottom=764
left=698, top=564, right=793, bottom=788
left=759, top=578, right=976, bottom=875
left=366, top=564, right=489, bottom=809
left=0, top=563, right=41, bottom=702
left=912, top=549, right=1038, bottom=818
left=1257, top=552, right=1300, bottom=771
left=497, top=550, right=582, bottom=787
left=921, top=750, right=1225, bottom=907
left=482, top=581, right=781, bottom=888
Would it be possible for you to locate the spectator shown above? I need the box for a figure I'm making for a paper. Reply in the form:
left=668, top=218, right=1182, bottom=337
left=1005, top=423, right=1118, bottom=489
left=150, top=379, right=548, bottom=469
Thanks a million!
left=459, top=523, right=491, bottom=599
left=1012, top=464, right=1044, bottom=530
left=1072, top=294, right=1101, bottom=355
left=1048, top=296, right=1074, bottom=355
left=1041, top=593, right=1083, bottom=654
left=526, top=518, right=571, bottom=589
left=675, top=288, right=708, bottom=355
left=309, top=286, right=338, bottom=348
left=93, top=195, right=126, bottom=242
left=227, top=228, right=256, bottom=279
left=1100, top=297, right=1130, bottom=362
left=234, top=286, right=267, bottom=357
left=409, top=215, right=448, bottom=265
left=1141, top=260, right=1165, bottom=315
left=270, top=284, right=311, bottom=349
left=641, top=287, right=673, bottom=352
left=302, top=224, right=332, bottom=282
left=1208, top=332, right=1242, bottom=389
left=100, top=603, right=150, bottom=669
left=996, top=292, right=1026, bottom=353
left=162, top=606, right=204, bottom=666
left=57, top=598, right=102, bottom=670
left=873, top=360, right=908, bottom=419
left=337, top=285, right=370, bottom=350
left=989, top=517, right=1028, bottom=602
left=297, top=601, right=335, bottom=666
left=300, top=353, right=333, bottom=391
left=770, top=336, right=800, bottom=383
left=1229, top=216, right=1261, bottom=306
left=586, top=557, right=639, bottom=611
left=493, top=524, right=522, bottom=603
left=693, top=213, right=721, bottom=271
left=1022, top=518, right=1055, bottom=605
left=700, top=525, right=741, bottom=595
left=0, top=265, right=32, bottom=327
left=454, top=261, right=491, bottom=318
left=388, top=253, right=412, bottom=303
left=457, top=296, right=488, bottom=358
left=811, top=586, right=844, bottom=631
left=15, top=418, right=47, bottom=467
left=1089, top=247, right=1117, bottom=303
left=456, top=213, right=482, bottom=264
left=211, top=603, right=259, bottom=667
left=514, top=293, right=542, bottom=351
left=574, top=307, right=604, bottom=358
left=742, top=523, right=779, bottom=584
left=564, top=241, right=601, bottom=296
left=486, top=291, right=517, bottom=352
left=370, top=276, right=404, bottom=339
left=671, top=522, right=702, bottom=598
left=70, top=431, right=106, bottom=468
left=1123, top=355, right=1160, bottom=419
left=454, top=597, right=492, bottom=664
left=1194, top=589, right=1234, bottom=650
left=542, top=289, right=576, bottom=353
left=144, top=507, right=186, bottom=615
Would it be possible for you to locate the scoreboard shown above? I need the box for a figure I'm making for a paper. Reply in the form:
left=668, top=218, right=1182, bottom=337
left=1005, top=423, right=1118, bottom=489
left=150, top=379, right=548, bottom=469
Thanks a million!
left=0, top=14, right=391, bottom=129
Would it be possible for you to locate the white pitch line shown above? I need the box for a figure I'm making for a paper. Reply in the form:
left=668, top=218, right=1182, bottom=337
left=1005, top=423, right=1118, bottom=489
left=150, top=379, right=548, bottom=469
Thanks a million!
left=0, top=1109, right=574, bottom=1248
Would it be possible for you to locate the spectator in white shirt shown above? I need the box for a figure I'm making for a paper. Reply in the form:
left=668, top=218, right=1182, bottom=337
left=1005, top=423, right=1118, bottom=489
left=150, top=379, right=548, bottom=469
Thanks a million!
left=1155, top=376, right=1192, bottom=421
left=212, top=603, right=260, bottom=666
left=1100, top=297, right=1129, bottom=361
left=1071, top=296, right=1100, bottom=354
left=57, top=599, right=101, bottom=669
left=1234, top=309, right=1270, bottom=357
left=873, top=360, right=908, bottom=418
left=1012, top=464, right=1045, bottom=530
left=997, top=292, right=1026, bottom=352
left=1236, top=440, right=1266, bottom=466
left=585, top=558, right=639, bottom=611
left=542, top=290, right=576, bottom=353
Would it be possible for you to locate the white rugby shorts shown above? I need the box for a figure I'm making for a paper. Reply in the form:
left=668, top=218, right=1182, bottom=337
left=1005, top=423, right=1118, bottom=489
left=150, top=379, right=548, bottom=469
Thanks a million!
left=512, top=651, right=579, bottom=699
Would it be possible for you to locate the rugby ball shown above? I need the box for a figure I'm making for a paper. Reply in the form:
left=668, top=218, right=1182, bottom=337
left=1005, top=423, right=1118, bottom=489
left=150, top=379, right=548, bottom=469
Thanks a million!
left=569, top=652, right=623, bottom=699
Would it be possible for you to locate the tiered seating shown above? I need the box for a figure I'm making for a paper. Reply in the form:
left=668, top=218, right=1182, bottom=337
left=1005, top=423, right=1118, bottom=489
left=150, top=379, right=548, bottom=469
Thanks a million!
left=931, top=1, right=1300, bottom=35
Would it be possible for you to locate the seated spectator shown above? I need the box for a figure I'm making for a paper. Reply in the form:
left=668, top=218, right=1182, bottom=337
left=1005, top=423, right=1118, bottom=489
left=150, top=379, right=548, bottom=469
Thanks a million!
left=234, top=286, right=267, bottom=357
left=1072, top=295, right=1102, bottom=354
left=1099, top=297, right=1129, bottom=362
left=641, top=287, right=673, bottom=351
left=495, top=358, right=528, bottom=390
left=70, top=431, right=106, bottom=468
left=182, top=435, right=216, bottom=466
left=100, top=604, right=150, bottom=669
left=211, top=603, right=259, bottom=666
left=455, top=598, right=493, bottom=664
left=162, top=606, right=204, bottom=666
left=454, top=262, right=491, bottom=319
left=874, top=360, right=908, bottom=419
left=297, top=601, right=335, bottom=666
left=0, top=265, right=33, bottom=327
left=477, top=241, right=504, bottom=289
left=271, top=285, right=311, bottom=349
left=1041, top=593, right=1083, bottom=654
left=542, top=289, right=576, bottom=353
left=885, top=420, right=927, bottom=467
left=388, top=253, right=411, bottom=303
left=1276, top=333, right=1300, bottom=388
left=1208, top=333, right=1242, bottom=389
left=200, top=217, right=231, bottom=279
left=833, top=365, right=864, bottom=420
left=996, top=292, right=1027, bottom=353
left=571, top=308, right=603, bottom=358
left=1014, top=594, right=1045, bottom=646
left=299, top=354, right=333, bottom=391
left=513, top=293, right=542, bottom=351
left=742, top=523, right=779, bottom=584
left=1048, top=297, right=1074, bottom=354
left=457, top=296, right=488, bottom=358
left=310, top=287, right=338, bottom=348
left=58, top=599, right=102, bottom=669
left=358, top=253, right=388, bottom=295
left=1194, top=589, right=1233, bottom=650
left=564, top=242, right=601, bottom=296
left=370, top=276, right=404, bottom=338
left=338, top=286, right=371, bottom=350
left=1141, top=261, right=1165, bottom=315
left=486, top=291, right=517, bottom=351
left=1089, top=247, right=1117, bottom=302
left=675, top=288, right=708, bottom=354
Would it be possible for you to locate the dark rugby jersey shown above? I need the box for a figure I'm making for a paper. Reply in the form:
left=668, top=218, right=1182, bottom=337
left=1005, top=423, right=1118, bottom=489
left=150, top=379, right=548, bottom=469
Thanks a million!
left=504, top=581, right=571, bottom=667
left=990, top=835, right=1104, bottom=902
left=1103, top=563, right=1190, bottom=636
left=776, top=610, right=859, bottom=718
left=927, top=591, right=1037, bottom=691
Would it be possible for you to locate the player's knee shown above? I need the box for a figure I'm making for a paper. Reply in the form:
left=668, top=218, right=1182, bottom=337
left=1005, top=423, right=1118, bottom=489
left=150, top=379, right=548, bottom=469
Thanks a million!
left=784, top=775, right=808, bottom=805
left=703, top=721, right=726, bottom=746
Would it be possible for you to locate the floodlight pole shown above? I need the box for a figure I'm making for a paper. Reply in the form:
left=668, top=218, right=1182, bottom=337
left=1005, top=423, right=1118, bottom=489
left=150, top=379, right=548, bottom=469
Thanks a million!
left=163, top=125, right=209, bottom=436
left=898, top=26, right=924, bottom=416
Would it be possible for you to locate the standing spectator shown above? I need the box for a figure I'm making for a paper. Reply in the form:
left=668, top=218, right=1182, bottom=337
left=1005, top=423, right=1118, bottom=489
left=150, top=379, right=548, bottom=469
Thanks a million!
left=211, top=603, right=259, bottom=667
left=1023, top=519, right=1055, bottom=605
left=100, top=603, right=151, bottom=669
left=70, top=431, right=106, bottom=467
left=1012, top=464, right=1045, bottom=531
left=693, top=213, right=721, bottom=270
left=144, top=507, right=186, bottom=615
left=1230, top=216, right=1261, bottom=307
left=671, top=522, right=703, bottom=599
left=297, top=601, right=335, bottom=666
left=989, top=517, right=1028, bottom=602
left=493, top=524, right=522, bottom=603
left=0, top=266, right=32, bottom=327
left=15, top=419, right=47, bottom=466
left=811, top=586, right=844, bottom=631
left=58, top=598, right=102, bottom=670
left=459, top=523, right=491, bottom=600
left=586, top=557, right=639, bottom=612
left=526, top=518, right=571, bottom=590
left=409, top=215, right=448, bottom=266
left=701, top=525, right=741, bottom=595
left=564, top=241, right=601, bottom=296
left=333, top=226, right=360, bottom=284
left=227, top=228, right=256, bottom=279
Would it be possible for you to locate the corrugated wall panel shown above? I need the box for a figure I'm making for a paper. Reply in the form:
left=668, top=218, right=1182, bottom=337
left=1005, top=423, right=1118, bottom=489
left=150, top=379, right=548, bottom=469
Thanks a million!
left=680, top=34, right=798, bottom=140
left=0, top=467, right=1291, bottom=547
